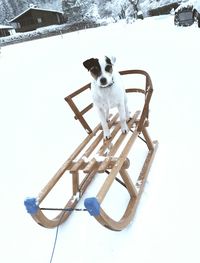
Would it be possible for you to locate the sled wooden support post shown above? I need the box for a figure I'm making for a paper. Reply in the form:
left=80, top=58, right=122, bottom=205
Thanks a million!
left=24, top=69, right=158, bottom=231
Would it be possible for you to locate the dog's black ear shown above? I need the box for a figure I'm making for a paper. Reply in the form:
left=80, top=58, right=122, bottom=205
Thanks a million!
left=83, top=58, right=97, bottom=71
left=106, top=56, right=116, bottom=65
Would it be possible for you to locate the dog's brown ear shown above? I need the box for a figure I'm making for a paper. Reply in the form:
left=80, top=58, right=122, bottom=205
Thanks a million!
left=83, top=58, right=97, bottom=71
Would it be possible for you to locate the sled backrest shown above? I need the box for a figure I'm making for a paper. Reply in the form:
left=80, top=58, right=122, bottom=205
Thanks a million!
left=64, top=69, right=153, bottom=134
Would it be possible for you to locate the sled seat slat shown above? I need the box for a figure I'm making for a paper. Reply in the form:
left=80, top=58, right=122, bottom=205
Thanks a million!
left=66, top=157, right=130, bottom=172
left=69, top=110, right=139, bottom=175
left=97, top=111, right=140, bottom=173
left=69, top=113, right=119, bottom=173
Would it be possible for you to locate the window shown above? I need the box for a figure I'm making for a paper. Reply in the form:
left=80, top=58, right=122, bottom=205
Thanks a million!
left=37, top=17, right=42, bottom=23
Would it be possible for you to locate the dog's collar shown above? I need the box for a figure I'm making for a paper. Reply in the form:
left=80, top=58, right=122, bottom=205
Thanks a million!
left=99, top=79, right=114, bottom=89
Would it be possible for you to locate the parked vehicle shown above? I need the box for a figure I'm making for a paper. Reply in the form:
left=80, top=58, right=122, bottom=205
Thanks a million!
left=193, top=7, right=200, bottom=26
left=174, top=1, right=200, bottom=27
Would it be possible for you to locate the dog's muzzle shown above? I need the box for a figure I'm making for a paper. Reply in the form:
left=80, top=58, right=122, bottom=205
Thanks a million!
left=100, top=78, right=114, bottom=88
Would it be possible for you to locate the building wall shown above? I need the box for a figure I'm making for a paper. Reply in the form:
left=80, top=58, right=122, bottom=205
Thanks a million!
left=148, top=3, right=179, bottom=17
left=15, top=10, right=63, bottom=32
left=0, top=29, right=11, bottom=37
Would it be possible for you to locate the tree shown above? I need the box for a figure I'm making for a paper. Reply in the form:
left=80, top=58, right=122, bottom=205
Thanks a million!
left=62, top=0, right=78, bottom=22
left=128, top=0, right=139, bottom=18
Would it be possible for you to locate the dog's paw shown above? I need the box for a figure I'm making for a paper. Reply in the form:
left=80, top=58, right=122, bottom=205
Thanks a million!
left=104, top=135, right=111, bottom=141
left=122, top=128, right=129, bottom=134
left=103, top=130, right=111, bottom=140
left=121, top=124, right=129, bottom=134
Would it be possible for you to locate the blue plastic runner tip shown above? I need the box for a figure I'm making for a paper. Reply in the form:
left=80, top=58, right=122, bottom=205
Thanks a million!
left=84, top=197, right=100, bottom=216
left=24, top=197, right=39, bottom=215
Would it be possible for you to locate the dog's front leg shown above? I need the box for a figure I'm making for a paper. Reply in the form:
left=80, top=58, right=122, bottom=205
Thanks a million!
left=118, top=104, right=129, bottom=134
left=105, top=108, right=110, bottom=122
left=96, top=107, right=111, bottom=139
left=124, top=96, right=131, bottom=121
left=125, top=103, right=131, bottom=121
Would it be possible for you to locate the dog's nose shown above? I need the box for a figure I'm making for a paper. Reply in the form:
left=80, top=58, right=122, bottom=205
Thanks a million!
left=100, top=77, right=107, bottom=85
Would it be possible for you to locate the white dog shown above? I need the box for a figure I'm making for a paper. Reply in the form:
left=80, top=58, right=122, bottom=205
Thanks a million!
left=83, top=56, right=130, bottom=139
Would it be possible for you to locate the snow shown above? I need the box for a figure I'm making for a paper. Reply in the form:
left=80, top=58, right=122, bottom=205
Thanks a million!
left=0, top=24, right=13, bottom=29
left=187, top=0, right=200, bottom=12
left=1, top=14, right=200, bottom=263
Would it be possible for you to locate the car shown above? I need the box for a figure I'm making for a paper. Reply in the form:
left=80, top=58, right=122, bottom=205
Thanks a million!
left=174, top=1, right=200, bottom=27
left=193, top=6, right=200, bottom=26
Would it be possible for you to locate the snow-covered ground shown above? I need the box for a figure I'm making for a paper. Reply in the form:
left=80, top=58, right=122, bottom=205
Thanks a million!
left=1, top=15, right=200, bottom=263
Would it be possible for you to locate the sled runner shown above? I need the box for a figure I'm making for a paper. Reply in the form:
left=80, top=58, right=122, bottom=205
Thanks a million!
left=24, top=69, right=158, bottom=231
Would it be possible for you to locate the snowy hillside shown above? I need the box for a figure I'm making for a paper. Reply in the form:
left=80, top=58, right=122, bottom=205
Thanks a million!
left=1, top=14, right=200, bottom=263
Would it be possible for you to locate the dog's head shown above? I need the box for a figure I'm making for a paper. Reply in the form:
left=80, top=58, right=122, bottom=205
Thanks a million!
left=83, top=56, right=116, bottom=88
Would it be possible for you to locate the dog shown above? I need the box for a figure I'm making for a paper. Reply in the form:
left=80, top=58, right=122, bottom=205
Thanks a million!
left=83, top=55, right=130, bottom=139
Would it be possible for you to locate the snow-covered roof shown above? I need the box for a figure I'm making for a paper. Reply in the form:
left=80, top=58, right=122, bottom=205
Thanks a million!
left=193, top=0, right=200, bottom=12
left=0, top=24, right=13, bottom=29
left=175, top=0, right=200, bottom=12
left=9, top=7, right=63, bottom=22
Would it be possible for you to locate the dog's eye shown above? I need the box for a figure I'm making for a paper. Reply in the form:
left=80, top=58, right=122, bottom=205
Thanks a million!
left=105, top=65, right=112, bottom=72
left=91, top=66, right=100, bottom=76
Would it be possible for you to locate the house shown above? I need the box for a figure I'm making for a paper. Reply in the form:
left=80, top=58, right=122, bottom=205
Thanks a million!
left=9, top=7, right=64, bottom=33
left=148, top=2, right=179, bottom=16
left=0, top=25, right=15, bottom=37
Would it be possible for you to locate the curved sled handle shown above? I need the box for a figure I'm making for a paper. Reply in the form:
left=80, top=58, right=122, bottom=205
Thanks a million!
left=119, top=70, right=153, bottom=133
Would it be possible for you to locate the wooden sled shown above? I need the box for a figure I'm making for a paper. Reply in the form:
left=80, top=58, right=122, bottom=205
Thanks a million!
left=24, top=69, right=158, bottom=231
